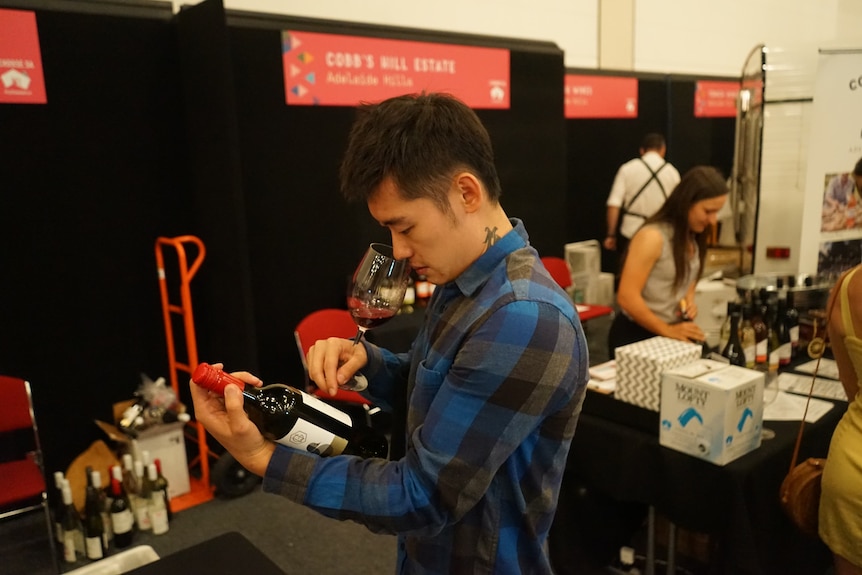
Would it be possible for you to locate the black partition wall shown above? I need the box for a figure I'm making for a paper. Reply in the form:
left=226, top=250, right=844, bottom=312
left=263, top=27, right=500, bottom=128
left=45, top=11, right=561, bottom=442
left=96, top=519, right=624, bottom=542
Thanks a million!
left=0, top=0, right=191, bottom=472
left=565, top=69, right=736, bottom=272
left=0, top=0, right=568, bottom=471
left=176, top=0, right=569, bottom=387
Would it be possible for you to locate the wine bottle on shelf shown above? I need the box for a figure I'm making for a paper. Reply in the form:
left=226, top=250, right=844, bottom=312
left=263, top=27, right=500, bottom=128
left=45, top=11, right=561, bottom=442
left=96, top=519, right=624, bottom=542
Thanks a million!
left=60, top=481, right=83, bottom=564
left=110, top=465, right=134, bottom=549
left=83, top=470, right=105, bottom=560
left=153, top=458, right=172, bottom=522
left=146, top=463, right=170, bottom=535
left=192, top=363, right=389, bottom=459
left=133, top=459, right=152, bottom=531
left=721, top=303, right=746, bottom=367
left=740, top=302, right=756, bottom=369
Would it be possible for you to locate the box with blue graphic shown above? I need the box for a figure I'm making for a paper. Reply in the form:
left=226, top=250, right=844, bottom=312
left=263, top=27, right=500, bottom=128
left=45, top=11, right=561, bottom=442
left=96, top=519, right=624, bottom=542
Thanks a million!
left=659, top=359, right=764, bottom=465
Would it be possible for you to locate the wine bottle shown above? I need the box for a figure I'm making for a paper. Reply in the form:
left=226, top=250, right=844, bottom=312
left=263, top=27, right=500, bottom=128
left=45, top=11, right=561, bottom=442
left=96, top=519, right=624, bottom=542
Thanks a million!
left=751, top=295, right=768, bottom=369
left=192, top=363, right=388, bottom=459
left=785, top=290, right=800, bottom=358
left=52, top=471, right=66, bottom=545
left=90, top=469, right=112, bottom=549
left=153, top=458, right=172, bottom=522
left=60, top=481, right=83, bottom=564
left=146, top=463, right=170, bottom=535
left=109, top=466, right=134, bottom=549
left=83, top=471, right=105, bottom=560
left=134, top=459, right=152, bottom=531
left=776, top=296, right=792, bottom=366
left=740, top=302, right=756, bottom=369
left=121, top=453, right=139, bottom=517
left=718, top=301, right=733, bottom=352
left=721, top=303, right=746, bottom=367
left=765, top=299, right=780, bottom=377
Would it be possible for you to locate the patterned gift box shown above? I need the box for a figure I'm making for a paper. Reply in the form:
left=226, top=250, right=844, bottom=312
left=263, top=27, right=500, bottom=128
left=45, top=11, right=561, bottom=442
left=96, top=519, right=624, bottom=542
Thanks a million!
left=615, top=336, right=702, bottom=411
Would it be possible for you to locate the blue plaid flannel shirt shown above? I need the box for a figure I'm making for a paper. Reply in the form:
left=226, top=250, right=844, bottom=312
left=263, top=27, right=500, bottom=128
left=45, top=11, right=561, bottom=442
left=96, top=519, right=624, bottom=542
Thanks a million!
left=263, top=219, right=589, bottom=573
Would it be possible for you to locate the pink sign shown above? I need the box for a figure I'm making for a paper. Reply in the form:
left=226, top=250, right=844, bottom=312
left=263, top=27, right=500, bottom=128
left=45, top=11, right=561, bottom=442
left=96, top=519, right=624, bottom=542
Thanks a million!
left=282, top=31, right=509, bottom=109
left=564, top=75, right=637, bottom=119
left=694, top=80, right=739, bottom=118
left=0, top=9, right=46, bottom=104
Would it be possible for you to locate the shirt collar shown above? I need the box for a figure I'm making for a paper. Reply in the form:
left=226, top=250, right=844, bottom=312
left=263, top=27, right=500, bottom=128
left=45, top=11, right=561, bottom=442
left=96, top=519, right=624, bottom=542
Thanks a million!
left=451, top=218, right=528, bottom=297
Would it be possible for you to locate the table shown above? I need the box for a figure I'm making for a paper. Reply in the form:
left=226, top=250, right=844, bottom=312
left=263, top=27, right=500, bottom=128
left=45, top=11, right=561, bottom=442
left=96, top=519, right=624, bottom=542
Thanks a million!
left=124, top=532, right=286, bottom=575
left=552, top=390, right=845, bottom=575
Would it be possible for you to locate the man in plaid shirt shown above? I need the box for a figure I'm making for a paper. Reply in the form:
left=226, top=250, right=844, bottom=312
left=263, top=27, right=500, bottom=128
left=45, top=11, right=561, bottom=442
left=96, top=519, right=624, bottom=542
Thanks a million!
left=191, top=93, right=589, bottom=574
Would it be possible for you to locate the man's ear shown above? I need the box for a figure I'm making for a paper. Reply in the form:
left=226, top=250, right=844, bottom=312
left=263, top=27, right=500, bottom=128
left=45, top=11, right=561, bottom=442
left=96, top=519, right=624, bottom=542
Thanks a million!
left=454, top=173, right=483, bottom=214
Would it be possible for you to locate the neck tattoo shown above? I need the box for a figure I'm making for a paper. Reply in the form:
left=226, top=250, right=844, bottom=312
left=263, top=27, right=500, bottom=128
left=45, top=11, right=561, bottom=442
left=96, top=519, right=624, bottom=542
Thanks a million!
left=484, top=226, right=500, bottom=248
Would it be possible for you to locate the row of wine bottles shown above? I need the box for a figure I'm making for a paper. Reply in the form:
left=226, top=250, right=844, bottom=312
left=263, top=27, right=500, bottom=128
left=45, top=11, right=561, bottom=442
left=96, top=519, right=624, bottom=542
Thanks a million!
left=719, top=287, right=800, bottom=373
left=51, top=452, right=172, bottom=566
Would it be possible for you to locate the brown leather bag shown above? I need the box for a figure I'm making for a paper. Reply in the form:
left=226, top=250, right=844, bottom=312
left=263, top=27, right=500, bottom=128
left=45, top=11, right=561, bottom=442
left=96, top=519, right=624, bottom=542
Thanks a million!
left=779, top=456, right=826, bottom=538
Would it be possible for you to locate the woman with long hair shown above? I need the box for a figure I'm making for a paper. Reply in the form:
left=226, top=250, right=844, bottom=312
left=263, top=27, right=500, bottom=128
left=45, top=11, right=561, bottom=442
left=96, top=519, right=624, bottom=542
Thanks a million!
left=608, top=165, right=728, bottom=356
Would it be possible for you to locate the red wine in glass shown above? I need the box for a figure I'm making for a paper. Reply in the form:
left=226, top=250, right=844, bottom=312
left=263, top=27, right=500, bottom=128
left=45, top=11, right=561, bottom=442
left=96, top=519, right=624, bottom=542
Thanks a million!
left=341, top=244, right=410, bottom=392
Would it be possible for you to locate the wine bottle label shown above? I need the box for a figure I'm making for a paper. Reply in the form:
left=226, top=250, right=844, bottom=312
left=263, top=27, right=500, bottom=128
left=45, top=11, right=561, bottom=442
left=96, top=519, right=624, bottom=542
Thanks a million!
left=299, top=389, right=353, bottom=426
left=778, top=343, right=792, bottom=363
left=275, top=417, right=349, bottom=456
left=150, top=505, right=169, bottom=535
left=789, top=326, right=800, bottom=345
left=85, top=536, right=103, bottom=559
left=134, top=504, right=152, bottom=530
left=63, top=533, right=77, bottom=563
left=111, top=509, right=133, bottom=534
left=743, top=345, right=756, bottom=367
left=755, top=340, right=767, bottom=362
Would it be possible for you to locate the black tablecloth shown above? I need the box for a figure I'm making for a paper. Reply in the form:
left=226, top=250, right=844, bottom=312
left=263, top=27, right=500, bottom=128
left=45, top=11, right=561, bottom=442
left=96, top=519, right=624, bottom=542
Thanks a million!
left=553, top=390, right=845, bottom=575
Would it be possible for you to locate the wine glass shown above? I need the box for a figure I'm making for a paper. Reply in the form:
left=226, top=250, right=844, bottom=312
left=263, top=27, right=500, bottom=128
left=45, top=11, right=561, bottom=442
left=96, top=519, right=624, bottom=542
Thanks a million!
left=347, top=243, right=411, bottom=345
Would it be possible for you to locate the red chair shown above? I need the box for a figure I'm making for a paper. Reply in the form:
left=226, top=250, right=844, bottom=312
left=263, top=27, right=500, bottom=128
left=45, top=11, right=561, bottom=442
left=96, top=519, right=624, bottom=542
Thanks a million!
left=541, top=256, right=572, bottom=289
left=294, top=309, right=372, bottom=407
left=0, top=375, right=58, bottom=567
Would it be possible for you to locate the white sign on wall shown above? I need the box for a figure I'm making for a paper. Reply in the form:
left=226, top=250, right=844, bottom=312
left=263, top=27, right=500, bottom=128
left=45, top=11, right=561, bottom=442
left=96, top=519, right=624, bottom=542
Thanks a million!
left=799, top=49, right=862, bottom=277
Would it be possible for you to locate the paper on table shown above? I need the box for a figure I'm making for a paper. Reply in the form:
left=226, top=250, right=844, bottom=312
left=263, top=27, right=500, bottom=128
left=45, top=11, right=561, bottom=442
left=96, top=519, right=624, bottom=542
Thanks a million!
left=776, top=372, right=848, bottom=401
left=589, top=360, right=616, bottom=381
left=763, top=390, right=835, bottom=423
left=587, top=379, right=616, bottom=394
left=794, top=358, right=840, bottom=380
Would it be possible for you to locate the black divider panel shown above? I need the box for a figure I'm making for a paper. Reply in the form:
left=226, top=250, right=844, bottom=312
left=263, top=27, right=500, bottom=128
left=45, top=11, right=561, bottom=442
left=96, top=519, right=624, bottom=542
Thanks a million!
left=565, top=70, right=735, bottom=274
left=667, top=78, right=736, bottom=178
left=188, top=5, right=568, bottom=385
left=0, top=1, right=187, bottom=472
left=175, top=0, right=259, bottom=379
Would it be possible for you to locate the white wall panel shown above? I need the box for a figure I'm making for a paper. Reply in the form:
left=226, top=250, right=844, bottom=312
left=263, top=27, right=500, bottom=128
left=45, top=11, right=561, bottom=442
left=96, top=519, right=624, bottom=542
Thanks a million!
left=175, top=0, right=599, bottom=68
left=634, top=0, right=840, bottom=76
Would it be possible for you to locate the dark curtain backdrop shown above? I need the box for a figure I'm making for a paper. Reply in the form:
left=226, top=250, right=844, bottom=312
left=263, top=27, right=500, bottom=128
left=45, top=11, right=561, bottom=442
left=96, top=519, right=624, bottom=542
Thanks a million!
left=0, top=0, right=188, bottom=474
left=565, top=70, right=736, bottom=272
left=0, top=0, right=734, bottom=473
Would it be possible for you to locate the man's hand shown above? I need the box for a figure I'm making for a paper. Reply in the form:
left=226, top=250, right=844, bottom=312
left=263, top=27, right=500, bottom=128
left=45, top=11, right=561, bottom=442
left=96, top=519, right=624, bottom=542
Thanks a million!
left=603, top=236, right=617, bottom=251
left=306, top=337, right=369, bottom=397
left=189, top=363, right=275, bottom=476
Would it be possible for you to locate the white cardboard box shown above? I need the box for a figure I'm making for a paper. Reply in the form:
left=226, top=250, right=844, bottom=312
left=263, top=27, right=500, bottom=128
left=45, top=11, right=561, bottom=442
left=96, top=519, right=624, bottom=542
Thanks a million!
left=132, top=422, right=190, bottom=498
left=615, top=336, right=703, bottom=411
left=660, top=359, right=764, bottom=465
